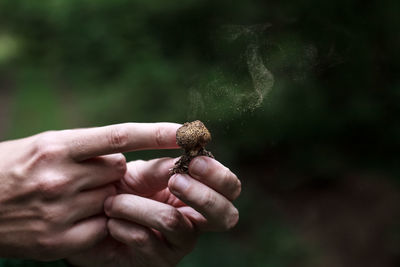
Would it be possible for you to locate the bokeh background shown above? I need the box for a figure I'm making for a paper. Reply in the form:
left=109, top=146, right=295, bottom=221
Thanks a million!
left=0, top=1, right=399, bottom=266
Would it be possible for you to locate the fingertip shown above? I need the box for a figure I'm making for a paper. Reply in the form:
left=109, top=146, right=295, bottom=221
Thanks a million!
left=164, top=122, right=183, bottom=130
left=104, top=196, right=114, bottom=215
left=232, top=178, right=242, bottom=200
left=154, top=122, right=182, bottom=147
left=168, top=174, right=177, bottom=186
left=99, top=216, right=109, bottom=237
left=168, top=174, right=191, bottom=197
left=107, top=218, right=116, bottom=232
left=123, top=157, right=178, bottom=195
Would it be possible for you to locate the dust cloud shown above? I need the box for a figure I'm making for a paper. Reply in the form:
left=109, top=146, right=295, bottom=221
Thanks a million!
left=246, top=43, right=274, bottom=110
left=188, top=23, right=274, bottom=120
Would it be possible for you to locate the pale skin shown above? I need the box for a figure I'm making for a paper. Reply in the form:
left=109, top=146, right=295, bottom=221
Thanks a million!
left=0, top=122, right=241, bottom=266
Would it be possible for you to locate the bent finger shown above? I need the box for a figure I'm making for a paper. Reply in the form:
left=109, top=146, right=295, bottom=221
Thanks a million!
left=105, top=194, right=195, bottom=248
left=188, top=156, right=241, bottom=201
left=108, top=219, right=163, bottom=251
left=61, top=216, right=108, bottom=253
left=177, top=206, right=209, bottom=231
left=74, top=153, right=127, bottom=191
left=121, top=157, right=176, bottom=196
left=65, top=185, right=116, bottom=224
left=168, top=174, right=239, bottom=231
left=109, top=219, right=189, bottom=266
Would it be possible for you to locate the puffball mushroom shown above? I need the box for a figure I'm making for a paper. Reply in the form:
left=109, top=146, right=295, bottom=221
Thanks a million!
left=170, top=120, right=214, bottom=175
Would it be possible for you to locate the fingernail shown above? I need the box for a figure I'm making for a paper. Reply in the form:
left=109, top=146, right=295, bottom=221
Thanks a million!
left=190, top=157, right=207, bottom=177
left=104, top=197, right=113, bottom=215
left=171, top=174, right=190, bottom=193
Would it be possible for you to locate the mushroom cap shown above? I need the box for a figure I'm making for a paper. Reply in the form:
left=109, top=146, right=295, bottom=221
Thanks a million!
left=176, top=120, right=211, bottom=150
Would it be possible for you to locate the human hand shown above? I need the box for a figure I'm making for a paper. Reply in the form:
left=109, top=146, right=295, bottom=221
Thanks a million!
left=0, top=123, right=179, bottom=261
left=115, top=156, right=241, bottom=231
left=168, top=156, right=241, bottom=231
left=67, top=155, right=241, bottom=267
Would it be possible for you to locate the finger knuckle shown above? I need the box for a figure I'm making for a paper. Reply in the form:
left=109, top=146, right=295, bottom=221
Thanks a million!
left=199, top=190, right=217, bottom=210
left=9, top=163, right=27, bottom=184
left=36, top=131, right=58, bottom=144
left=112, top=154, right=127, bottom=174
left=42, top=207, right=64, bottom=225
left=33, top=132, right=65, bottom=163
left=159, top=207, right=181, bottom=231
left=36, top=176, right=67, bottom=199
left=108, top=127, right=129, bottom=150
left=154, top=126, right=166, bottom=147
left=219, top=168, right=241, bottom=200
left=220, top=167, right=233, bottom=187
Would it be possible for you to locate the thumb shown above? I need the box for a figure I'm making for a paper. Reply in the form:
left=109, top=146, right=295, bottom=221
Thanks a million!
left=119, top=157, right=178, bottom=196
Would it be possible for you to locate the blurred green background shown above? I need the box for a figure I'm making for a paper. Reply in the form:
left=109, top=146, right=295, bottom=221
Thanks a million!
left=0, top=0, right=399, bottom=266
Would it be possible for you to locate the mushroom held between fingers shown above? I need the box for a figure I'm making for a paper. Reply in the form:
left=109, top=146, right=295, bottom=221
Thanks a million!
left=170, top=120, right=214, bottom=175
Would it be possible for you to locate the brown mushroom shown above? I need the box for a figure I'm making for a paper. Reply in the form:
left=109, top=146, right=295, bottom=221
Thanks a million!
left=170, top=120, right=214, bottom=175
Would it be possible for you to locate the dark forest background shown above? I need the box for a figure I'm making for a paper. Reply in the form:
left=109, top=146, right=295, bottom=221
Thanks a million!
left=0, top=1, right=399, bottom=266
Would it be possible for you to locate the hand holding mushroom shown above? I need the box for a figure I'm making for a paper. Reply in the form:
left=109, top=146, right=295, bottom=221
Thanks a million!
left=66, top=121, right=241, bottom=267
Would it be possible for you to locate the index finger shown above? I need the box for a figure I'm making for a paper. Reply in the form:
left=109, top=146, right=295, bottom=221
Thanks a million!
left=64, top=122, right=181, bottom=161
